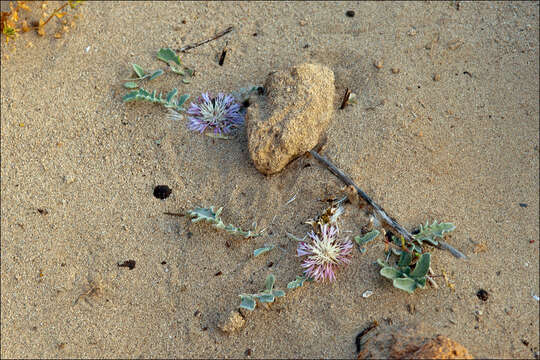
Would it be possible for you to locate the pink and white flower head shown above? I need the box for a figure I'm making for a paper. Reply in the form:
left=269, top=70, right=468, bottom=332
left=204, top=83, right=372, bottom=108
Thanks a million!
left=186, top=92, right=244, bottom=135
left=297, top=224, right=354, bottom=282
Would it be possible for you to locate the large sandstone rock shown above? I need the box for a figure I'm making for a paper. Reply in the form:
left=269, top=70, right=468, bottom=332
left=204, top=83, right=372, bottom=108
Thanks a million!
left=357, top=323, right=473, bottom=359
left=246, top=63, right=335, bottom=175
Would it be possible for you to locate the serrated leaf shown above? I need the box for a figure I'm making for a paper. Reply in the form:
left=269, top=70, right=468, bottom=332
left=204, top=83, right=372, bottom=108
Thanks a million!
left=354, top=230, right=380, bottom=245
left=132, top=63, right=146, bottom=78
left=149, top=69, right=164, bottom=80
left=239, top=294, right=256, bottom=311
left=272, top=289, right=285, bottom=298
left=123, top=82, right=139, bottom=89
left=409, top=253, right=431, bottom=278
left=380, top=267, right=401, bottom=280
left=393, top=277, right=417, bottom=294
left=157, top=48, right=181, bottom=65
left=414, top=221, right=456, bottom=246
left=398, top=251, right=413, bottom=267
left=254, top=293, right=275, bottom=303
left=264, top=274, right=275, bottom=292
left=188, top=207, right=220, bottom=223
left=287, top=275, right=308, bottom=289
left=253, top=245, right=275, bottom=257
left=122, top=91, right=139, bottom=102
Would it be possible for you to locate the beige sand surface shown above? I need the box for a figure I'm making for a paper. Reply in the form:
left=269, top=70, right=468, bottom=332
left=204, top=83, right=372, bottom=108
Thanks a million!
left=1, top=1, right=538, bottom=358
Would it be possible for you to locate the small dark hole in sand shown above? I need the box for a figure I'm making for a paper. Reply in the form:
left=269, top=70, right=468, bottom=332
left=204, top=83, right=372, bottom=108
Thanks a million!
left=477, top=289, right=489, bottom=301
left=118, top=260, right=136, bottom=270
left=153, top=185, right=172, bottom=199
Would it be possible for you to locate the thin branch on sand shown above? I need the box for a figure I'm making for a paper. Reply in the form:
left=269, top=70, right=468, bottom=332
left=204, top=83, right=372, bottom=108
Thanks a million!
left=308, top=150, right=466, bottom=259
left=177, top=26, right=234, bottom=52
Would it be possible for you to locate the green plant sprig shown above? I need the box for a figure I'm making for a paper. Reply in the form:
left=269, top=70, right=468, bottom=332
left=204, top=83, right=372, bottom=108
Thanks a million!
left=122, top=87, right=189, bottom=113
left=187, top=206, right=263, bottom=238
left=239, top=274, right=285, bottom=311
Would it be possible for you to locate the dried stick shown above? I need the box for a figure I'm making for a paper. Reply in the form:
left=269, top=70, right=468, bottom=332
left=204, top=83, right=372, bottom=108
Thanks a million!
left=177, top=26, right=234, bottom=52
left=309, top=150, right=466, bottom=259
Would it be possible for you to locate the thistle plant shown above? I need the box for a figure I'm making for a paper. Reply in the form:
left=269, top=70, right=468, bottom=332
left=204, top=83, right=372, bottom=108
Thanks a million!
left=123, top=87, right=189, bottom=114
left=239, top=274, right=285, bottom=311
left=378, top=253, right=431, bottom=294
left=185, top=92, right=244, bottom=136
left=297, top=223, right=354, bottom=282
left=187, top=206, right=263, bottom=238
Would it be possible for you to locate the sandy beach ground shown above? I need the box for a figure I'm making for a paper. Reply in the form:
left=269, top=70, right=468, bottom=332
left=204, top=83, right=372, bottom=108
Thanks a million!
left=1, top=1, right=538, bottom=358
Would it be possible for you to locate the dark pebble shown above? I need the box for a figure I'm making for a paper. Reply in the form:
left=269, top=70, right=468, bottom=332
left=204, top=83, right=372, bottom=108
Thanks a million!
left=161, top=261, right=167, bottom=265
left=519, top=203, right=528, bottom=208
left=214, top=271, right=222, bottom=276
left=118, top=260, right=136, bottom=270
left=153, top=185, right=172, bottom=199
left=37, top=208, right=48, bottom=215
left=245, top=349, right=252, bottom=356
left=346, top=10, right=355, bottom=17
left=477, top=289, right=489, bottom=301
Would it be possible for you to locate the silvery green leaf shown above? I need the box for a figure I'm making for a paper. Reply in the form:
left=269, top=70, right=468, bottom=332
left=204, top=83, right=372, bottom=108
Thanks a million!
left=253, top=245, right=275, bottom=257
left=122, top=91, right=139, bottom=102
left=239, top=294, right=256, bottom=311
left=265, top=274, right=275, bottom=292
left=380, top=267, right=401, bottom=280
left=414, top=221, right=456, bottom=246
left=376, top=259, right=390, bottom=268
left=398, top=251, right=413, bottom=267
left=149, top=69, right=164, bottom=80
left=165, top=88, right=178, bottom=103
left=415, top=276, right=427, bottom=289
left=156, top=48, right=181, bottom=65
left=170, top=62, right=185, bottom=75
left=393, top=277, right=417, bottom=294
left=409, top=253, right=431, bottom=278
left=176, top=94, right=190, bottom=108
left=287, top=275, right=308, bottom=289
left=132, top=63, right=146, bottom=78
left=272, top=289, right=285, bottom=298
left=188, top=207, right=220, bottom=223
left=354, top=230, right=380, bottom=245
left=123, top=81, right=139, bottom=89
left=254, top=293, right=275, bottom=303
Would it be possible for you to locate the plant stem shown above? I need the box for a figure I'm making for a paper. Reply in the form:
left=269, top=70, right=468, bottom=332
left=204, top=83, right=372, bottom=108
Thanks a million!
left=177, top=26, right=234, bottom=52
left=41, top=2, right=69, bottom=27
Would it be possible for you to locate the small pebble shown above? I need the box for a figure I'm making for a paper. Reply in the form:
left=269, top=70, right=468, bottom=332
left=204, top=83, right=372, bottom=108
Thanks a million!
left=433, top=73, right=441, bottom=81
left=362, top=290, right=374, bottom=298
left=374, top=60, right=383, bottom=69
left=345, top=10, right=355, bottom=17
left=519, top=203, right=528, bottom=208
left=299, top=20, right=307, bottom=26
left=245, top=348, right=252, bottom=356
left=407, top=28, right=417, bottom=36
left=391, top=67, right=400, bottom=74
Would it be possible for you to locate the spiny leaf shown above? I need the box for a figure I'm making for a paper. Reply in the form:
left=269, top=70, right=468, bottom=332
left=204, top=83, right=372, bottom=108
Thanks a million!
left=253, top=245, right=275, bottom=257
left=355, top=230, right=380, bottom=245
left=409, top=253, right=430, bottom=278
left=239, top=294, right=256, bottom=311
left=187, top=206, right=262, bottom=238
left=414, top=221, right=456, bottom=246
left=165, top=88, right=178, bottom=103
left=157, top=47, right=181, bottom=65
left=176, top=94, right=189, bottom=108
left=122, top=91, right=139, bottom=102
left=132, top=63, right=146, bottom=78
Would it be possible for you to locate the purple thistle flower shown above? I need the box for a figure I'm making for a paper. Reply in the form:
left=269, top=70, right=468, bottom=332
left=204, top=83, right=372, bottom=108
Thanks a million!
left=297, top=224, right=353, bottom=282
left=186, top=92, right=244, bottom=135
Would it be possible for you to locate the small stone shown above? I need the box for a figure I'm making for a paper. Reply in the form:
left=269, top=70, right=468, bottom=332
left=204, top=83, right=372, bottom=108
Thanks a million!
left=218, top=310, right=245, bottom=334
left=299, top=20, right=307, bottom=26
left=374, top=60, right=384, bottom=69
left=362, top=290, right=374, bottom=298
left=153, top=185, right=172, bottom=199
left=391, top=67, right=400, bottom=74
left=407, top=28, right=417, bottom=36
left=346, top=10, right=355, bottom=17
left=433, top=73, right=441, bottom=82
left=246, top=63, right=335, bottom=175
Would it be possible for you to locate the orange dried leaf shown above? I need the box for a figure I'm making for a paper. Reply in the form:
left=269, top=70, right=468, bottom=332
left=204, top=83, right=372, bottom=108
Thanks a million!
left=10, top=10, right=18, bottom=22
left=55, top=12, right=66, bottom=18
left=38, top=19, right=45, bottom=26
left=37, top=26, right=45, bottom=36
left=17, top=2, right=31, bottom=11
left=21, top=20, right=29, bottom=32
left=54, top=32, right=61, bottom=38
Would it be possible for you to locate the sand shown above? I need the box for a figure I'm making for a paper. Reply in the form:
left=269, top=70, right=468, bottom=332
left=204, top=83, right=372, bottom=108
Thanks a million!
left=1, top=1, right=538, bottom=358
